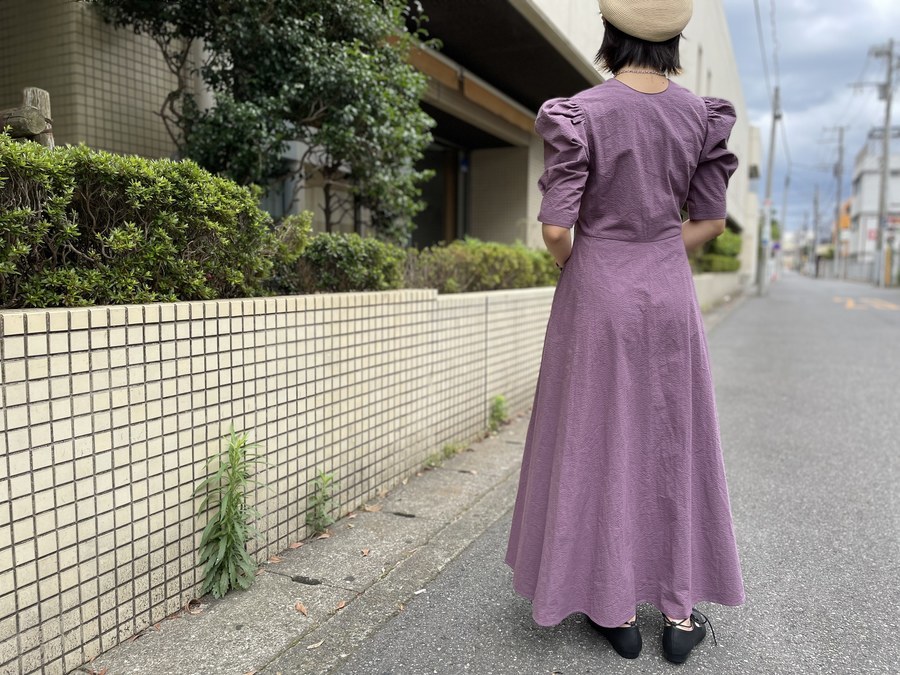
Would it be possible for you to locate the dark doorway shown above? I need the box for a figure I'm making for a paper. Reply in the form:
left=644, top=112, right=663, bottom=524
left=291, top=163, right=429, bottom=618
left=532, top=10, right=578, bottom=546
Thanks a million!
left=412, top=144, right=461, bottom=249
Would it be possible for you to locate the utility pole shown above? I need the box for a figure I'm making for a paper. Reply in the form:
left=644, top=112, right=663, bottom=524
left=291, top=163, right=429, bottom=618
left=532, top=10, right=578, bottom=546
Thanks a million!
left=872, top=38, right=896, bottom=287
left=812, top=185, right=820, bottom=278
left=800, top=211, right=809, bottom=273
left=757, top=86, right=782, bottom=296
left=778, top=173, right=790, bottom=281
left=824, top=126, right=847, bottom=279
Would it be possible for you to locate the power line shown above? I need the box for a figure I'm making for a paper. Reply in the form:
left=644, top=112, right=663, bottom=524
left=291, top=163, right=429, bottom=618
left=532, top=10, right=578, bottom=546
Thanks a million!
left=768, top=0, right=792, bottom=170
left=769, top=0, right=781, bottom=88
left=753, top=0, right=773, bottom=108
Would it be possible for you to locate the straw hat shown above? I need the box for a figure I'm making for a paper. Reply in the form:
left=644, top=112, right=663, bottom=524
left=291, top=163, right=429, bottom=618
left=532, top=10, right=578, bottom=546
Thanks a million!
left=598, top=0, right=693, bottom=42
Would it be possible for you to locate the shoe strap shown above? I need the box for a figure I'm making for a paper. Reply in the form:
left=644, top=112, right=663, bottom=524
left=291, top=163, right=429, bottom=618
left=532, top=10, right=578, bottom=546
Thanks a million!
left=662, top=609, right=718, bottom=646
left=689, top=609, right=718, bottom=647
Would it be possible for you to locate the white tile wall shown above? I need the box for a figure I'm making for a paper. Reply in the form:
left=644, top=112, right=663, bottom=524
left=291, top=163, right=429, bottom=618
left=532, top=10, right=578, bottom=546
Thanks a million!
left=0, top=287, right=554, bottom=674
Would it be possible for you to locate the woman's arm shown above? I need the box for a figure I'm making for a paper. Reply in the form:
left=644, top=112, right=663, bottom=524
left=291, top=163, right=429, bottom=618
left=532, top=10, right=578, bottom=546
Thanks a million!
left=682, top=218, right=726, bottom=255
left=543, top=224, right=573, bottom=267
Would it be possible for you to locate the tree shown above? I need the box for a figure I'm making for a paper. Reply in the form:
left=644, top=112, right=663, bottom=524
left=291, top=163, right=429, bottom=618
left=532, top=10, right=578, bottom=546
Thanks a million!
left=88, top=0, right=435, bottom=243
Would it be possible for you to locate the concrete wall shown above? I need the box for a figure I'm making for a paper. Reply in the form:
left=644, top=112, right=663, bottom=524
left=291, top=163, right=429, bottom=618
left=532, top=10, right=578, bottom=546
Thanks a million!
left=469, top=147, right=530, bottom=244
left=0, top=288, right=553, bottom=675
left=692, top=272, right=744, bottom=312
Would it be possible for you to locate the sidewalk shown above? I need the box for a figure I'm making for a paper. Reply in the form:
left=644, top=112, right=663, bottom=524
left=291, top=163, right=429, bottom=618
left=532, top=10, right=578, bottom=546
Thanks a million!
left=82, top=293, right=747, bottom=675
left=83, top=410, right=532, bottom=675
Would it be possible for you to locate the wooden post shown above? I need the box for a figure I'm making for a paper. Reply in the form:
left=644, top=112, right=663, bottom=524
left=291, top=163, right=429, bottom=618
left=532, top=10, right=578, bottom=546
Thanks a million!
left=0, top=106, right=46, bottom=136
left=0, top=87, right=53, bottom=147
left=22, top=87, right=54, bottom=148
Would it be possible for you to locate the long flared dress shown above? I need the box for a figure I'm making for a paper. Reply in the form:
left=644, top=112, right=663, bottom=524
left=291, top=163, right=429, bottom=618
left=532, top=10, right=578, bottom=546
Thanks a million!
left=504, top=78, right=746, bottom=629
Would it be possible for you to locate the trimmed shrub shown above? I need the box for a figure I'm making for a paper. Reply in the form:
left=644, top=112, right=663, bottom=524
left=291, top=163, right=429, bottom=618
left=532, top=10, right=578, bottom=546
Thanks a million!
left=405, top=236, right=557, bottom=293
left=709, top=228, right=742, bottom=258
left=0, top=134, right=275, bottom=308
left=300, top=232, right=406, bottom=293
left=697, top=253, right=741, bottom=273
left=268, top=211, right=315, bottom=295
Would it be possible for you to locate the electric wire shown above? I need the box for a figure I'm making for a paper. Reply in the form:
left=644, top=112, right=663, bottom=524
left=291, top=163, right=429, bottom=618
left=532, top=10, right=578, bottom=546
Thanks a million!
left=752, top=0, right=773, bottom=108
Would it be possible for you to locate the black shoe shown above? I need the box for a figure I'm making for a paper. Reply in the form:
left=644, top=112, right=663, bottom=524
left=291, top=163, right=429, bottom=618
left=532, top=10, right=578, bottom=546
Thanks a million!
left=587, top=615, right=642, bottom=659
left=661, top=609, right=717, bottom=664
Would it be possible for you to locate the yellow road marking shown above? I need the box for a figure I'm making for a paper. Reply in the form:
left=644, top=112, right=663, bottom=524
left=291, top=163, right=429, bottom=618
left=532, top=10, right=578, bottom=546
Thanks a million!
left=833, top=296, right=866, bottom=310
left=833, top=296, right=900, bottom=311
left=861, top=297, right=900, bottom=311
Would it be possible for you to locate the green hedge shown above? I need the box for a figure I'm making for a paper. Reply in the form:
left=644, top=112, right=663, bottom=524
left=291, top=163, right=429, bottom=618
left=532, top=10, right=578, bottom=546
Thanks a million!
left=6, top=136, right=748, bottom=304
left=709, top=229, right=742, bottom=258
left=697, top=253, right=741, bottom=273
left=404, top=237, right=557, bottom=293
left=0, top=134, right=275, bottom=308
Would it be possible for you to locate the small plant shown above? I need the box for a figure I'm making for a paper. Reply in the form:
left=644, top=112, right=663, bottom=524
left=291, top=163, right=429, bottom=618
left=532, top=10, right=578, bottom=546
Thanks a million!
left=424, top=452, right=444, bottom=469
left=305, top=470, right=337, bottom=534
left=489, top=395, right=509, bottom=433
left=195, top=426, right=268, bottom=599
left=442, top=442, right=465, bottom=459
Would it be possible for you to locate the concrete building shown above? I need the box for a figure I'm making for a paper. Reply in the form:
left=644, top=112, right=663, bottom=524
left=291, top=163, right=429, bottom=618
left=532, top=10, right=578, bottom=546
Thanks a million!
left=848, top=127, right=900, bottom=264
left=0, top=0, right=759, bottom=274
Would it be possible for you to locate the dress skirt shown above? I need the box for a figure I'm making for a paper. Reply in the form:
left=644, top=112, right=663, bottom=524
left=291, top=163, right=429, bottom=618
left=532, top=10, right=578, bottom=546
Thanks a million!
left=503, top=230, right=746, bottom=628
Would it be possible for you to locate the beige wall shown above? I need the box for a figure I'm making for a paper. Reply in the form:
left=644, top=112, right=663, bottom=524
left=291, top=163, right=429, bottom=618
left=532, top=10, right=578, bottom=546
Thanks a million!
left=0, top=287, right=554, bottom=675
left=0, top=0, right=178, bottom=158
left=528, top=0, right=605, bottom=65
left=469, top=147, right=530, bottom=244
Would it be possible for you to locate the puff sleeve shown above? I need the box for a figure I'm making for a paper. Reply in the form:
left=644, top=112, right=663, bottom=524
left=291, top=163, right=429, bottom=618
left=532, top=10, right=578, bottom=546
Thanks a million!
left=686, top=97, right=739, bottom=221
left=535, top=97, right=589, bottom=228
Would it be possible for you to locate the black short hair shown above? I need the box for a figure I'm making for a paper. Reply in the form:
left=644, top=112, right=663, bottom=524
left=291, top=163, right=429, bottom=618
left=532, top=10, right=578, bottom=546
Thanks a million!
left=594, top=20, right=682, bottom=76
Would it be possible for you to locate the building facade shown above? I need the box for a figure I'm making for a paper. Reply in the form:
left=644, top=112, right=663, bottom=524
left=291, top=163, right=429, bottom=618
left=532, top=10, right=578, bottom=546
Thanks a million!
left=848, top=128, right=900, bottom=264
left=1, top=0, right=759, bottom=273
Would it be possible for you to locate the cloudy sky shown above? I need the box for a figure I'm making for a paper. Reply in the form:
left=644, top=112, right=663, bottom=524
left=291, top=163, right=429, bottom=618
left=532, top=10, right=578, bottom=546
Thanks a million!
left=721, top=0, right=900, bottom=234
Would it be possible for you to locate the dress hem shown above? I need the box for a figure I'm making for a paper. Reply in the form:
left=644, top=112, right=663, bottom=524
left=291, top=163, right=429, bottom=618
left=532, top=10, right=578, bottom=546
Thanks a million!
left=504, top=558, right=746, bottom=629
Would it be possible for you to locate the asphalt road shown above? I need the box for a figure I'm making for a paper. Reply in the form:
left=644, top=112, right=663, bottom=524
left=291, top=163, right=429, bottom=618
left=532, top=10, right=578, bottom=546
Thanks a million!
left=333, top=272, right=900, bottom=675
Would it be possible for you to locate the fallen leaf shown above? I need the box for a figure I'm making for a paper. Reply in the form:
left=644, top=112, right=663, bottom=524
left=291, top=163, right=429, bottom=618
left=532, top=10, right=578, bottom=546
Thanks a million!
left=153, top=623, right=161, bottom=631
left=397, top=602, right=405, bottom=611
left=336, top=600, right=346, bottom=610
left=307, top=639, right=325, bottom=650
left=362, top=504, right=382, bottom=512
left=288, top=542, right=304, bottom=549
left=378, top=487, right=389, bottom=498
left=295, top=601, right=308, bottom=616
left=269, top=555, right=283, bottom=563
left=127, top=633, right=141, bottom=643
left=347, top=512, right=358, bottom=519
left=401, top=478, right=409, bottom=485
left=346, top=523, right=354, bottom=529
left=361, top=548, right=370, bottom=556
left=316, top=531, right=332, bottom=539
left=256, top=568, right=266, bottom=576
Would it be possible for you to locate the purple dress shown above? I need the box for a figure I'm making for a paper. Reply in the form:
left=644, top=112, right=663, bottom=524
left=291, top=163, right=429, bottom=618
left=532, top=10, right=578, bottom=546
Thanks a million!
left=504, top=79, right=746, bottom=628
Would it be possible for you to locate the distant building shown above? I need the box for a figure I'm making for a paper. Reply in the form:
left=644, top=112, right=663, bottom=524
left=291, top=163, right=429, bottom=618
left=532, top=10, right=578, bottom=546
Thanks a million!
left=848, top=127, right=900, bottom=262
left=0, top=0, right=759, bottom=268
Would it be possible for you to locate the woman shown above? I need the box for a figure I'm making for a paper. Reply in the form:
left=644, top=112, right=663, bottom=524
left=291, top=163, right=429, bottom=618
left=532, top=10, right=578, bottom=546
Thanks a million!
left=504, top=0, right=746, bottom=665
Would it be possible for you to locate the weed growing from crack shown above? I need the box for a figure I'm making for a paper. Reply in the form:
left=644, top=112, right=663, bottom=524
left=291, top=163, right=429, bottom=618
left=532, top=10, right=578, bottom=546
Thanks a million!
left=306, top=470, right=337, bottom=534
left=489, top=394, right=509, bottom=433
left=195, top=425, right=269, bottom=599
